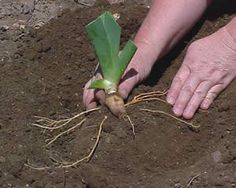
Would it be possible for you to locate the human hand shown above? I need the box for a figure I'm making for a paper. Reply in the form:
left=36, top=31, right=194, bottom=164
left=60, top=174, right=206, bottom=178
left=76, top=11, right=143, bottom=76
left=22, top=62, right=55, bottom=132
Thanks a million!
left=83, top=43, right=154, bottom=109
left=83, top=0, right=211, bottom=111
left=167, top=27, right=236, bottom=119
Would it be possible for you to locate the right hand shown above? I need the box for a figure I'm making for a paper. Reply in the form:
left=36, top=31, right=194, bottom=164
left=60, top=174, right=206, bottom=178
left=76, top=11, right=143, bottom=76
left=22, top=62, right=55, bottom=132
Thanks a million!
left=83, top=40, right=156, bottom=109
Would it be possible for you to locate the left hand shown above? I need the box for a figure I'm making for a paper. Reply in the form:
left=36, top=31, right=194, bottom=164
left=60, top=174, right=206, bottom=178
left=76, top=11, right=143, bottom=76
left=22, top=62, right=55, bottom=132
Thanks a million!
left=167, top=27, right=236, bottom=119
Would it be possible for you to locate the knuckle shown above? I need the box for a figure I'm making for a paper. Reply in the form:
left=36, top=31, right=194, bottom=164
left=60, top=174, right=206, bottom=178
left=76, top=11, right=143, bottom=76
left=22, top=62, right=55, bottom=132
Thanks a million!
left=173, top=76, right=184, bottom=85
left=210, top=70, right=227, bottom=83
left=183, top=85, right=195, bottom=94
left=204, top=92, right=216, bottom=104
left=208, top=91, right=218, bottom=99
left=188, top=42, right=197, bottom=51
left=183, top=54, right=195, bottom=66
left=195, top=89, right=205, bottom=99
left=187, top=40, right=201, bottom=53
left=218, top=69, right=228, bottom=79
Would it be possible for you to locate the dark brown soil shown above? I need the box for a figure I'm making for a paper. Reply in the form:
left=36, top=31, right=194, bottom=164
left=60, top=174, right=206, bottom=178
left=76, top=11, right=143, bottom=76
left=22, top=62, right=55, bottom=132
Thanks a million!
left=0, top=1, right=235, bottom=188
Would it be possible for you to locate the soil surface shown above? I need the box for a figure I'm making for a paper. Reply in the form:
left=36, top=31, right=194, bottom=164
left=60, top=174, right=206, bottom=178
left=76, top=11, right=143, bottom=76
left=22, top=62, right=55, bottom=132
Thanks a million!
left=0, top=0, right=235, bottom=188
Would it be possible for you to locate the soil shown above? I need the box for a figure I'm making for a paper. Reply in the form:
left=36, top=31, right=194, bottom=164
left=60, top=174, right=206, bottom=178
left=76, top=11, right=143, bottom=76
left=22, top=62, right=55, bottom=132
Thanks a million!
left=0, top=0, right=235, bottom=188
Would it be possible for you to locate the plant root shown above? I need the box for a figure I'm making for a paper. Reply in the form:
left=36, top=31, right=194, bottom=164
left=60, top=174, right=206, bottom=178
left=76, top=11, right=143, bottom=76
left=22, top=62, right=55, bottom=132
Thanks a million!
left=187, top=174, right=201, bottom=187
left=126, top=90, right=168, bottom=106
left=45, top=118, right=86, bottom=146
left=141, top=108, right=200, bottom=130
left=123, top=114, right=135, bottom=139
left=26, top=116, right=107, bottom=170
left=25, top=160, right=51, bottom=171
left=58, top=116, right=107, bottom=168
left=32, top=107, right=100, bottom=130
left=27, top=89, right=201, bottom=170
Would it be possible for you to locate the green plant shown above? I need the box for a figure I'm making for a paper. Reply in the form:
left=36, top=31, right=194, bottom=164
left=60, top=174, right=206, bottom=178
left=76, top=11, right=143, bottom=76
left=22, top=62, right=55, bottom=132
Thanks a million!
left=86, top=11, right=137, bottom=117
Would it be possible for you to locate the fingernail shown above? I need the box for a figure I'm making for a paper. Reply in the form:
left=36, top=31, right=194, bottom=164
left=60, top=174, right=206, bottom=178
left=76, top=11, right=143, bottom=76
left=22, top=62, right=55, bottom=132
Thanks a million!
left=183, top=111, right=193, bottom=119
left=119, top=89, right=128, bottom=99
left=173, top=107, right=182, bottom=117
left=167, top=96, right=175, bottom=105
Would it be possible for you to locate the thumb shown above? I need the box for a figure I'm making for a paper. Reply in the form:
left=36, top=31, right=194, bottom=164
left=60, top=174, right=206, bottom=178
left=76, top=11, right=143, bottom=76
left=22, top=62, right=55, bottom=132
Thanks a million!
left=118, top=73, right=140, bottom=99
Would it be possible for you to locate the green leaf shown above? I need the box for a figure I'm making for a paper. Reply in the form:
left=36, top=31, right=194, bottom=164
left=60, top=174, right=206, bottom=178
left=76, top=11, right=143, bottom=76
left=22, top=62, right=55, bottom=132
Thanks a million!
left=89, top=79, right=114, bottom=90
left=116, top=40, right=137, bottom=83
left=86, top=12, right=121, bottom=81
left=86, top=12, right=137, bottom=91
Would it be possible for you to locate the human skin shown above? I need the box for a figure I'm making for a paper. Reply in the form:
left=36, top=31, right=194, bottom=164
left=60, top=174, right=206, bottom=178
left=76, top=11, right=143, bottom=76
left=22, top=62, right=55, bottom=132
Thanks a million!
left=83, top=0, right=236, bottom=119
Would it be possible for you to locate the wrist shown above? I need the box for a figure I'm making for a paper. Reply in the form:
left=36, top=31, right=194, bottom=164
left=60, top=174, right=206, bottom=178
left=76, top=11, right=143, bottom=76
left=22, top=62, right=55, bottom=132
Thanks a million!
left=132, top=39, right=160, bottom=81
left=225, top=17, right=236, bottom=44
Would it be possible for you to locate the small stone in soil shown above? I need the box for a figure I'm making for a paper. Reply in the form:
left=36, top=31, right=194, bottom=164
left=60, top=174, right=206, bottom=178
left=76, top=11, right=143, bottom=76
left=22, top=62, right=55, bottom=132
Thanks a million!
left=0, top=25, right=9, bottom=32
left=0, top=156, right=6, bottom=163
left=212, top=150, right=222, bottom=163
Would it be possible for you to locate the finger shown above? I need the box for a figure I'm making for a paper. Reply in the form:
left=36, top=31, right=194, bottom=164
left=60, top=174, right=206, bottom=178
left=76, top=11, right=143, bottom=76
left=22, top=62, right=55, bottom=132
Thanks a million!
left=172, top=74, right=201, bottom=117
left=83, top=79, right=97, bottom=109
left=119, top=74, right=140, bottom=99
left=119, top=62, right=141, bottom=99
left=83, top=71, right=104, bottom=109
left=94, top=89, right=105, bottom=105
left=87, top=100, right=97, bottom=110
left=200, top=76, right=234, bottom=109
left=90, top=72, right=105, bottom=105
left=183, top=81, right=213, bottom=119
left=167, top=64, right=190, bottom=105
